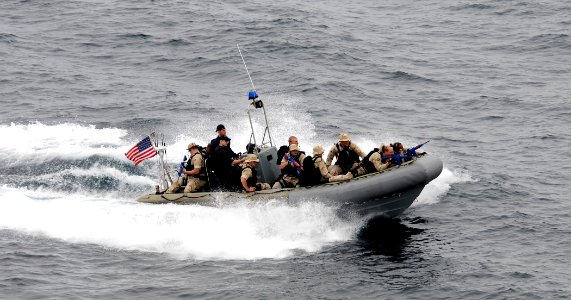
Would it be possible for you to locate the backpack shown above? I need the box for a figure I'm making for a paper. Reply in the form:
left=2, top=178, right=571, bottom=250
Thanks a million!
left=362, top=148, right=379, bottom=173
left=299, top=156, right=321, bottom=187
left=276, top=145, right=289, bottom=165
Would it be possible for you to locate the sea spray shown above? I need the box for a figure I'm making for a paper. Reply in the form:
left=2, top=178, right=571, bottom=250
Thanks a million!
left=414, top=167, right=476, bottom=206
left=0, top=188, right=357, bottom=260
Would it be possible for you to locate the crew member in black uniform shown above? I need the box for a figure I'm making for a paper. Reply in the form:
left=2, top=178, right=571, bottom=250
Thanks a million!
left=209, top=136, right=243, bottom=191
left=210, top=124, right=231, bottom=150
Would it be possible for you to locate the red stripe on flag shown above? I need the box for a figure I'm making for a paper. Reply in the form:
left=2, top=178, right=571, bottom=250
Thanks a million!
left=124, top=136, right=156, bottom=166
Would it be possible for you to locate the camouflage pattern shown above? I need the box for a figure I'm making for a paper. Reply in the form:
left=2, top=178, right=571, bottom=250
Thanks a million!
left=166, top=152, right=206, bottom=193
left=325, top=142, right=366, bottom=175
left=314, top=156, right=331, bottom=179
left=368, top=151, right=390, bottom=172
left=329, top=166, right=367, bottom=182
left=241, top=165, right=270, bottom=190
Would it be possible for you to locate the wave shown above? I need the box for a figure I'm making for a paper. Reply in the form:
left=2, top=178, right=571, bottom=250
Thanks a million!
left=0, top=33, right=18, bottom=43
left=0, top=186, right=358, bottom=260
left=0, top=122, right=129, bottom=164
left=0, top=162, right=462, bottom=260
left=414, top=167, right=476, bottom=206
left=386, top=71, right=435, bottom=82
left=449, top=3, right=495, bottom=11
left=527, top=33, right=570, bottom=50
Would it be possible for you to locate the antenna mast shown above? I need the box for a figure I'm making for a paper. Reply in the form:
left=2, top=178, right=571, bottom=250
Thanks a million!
left=237, top=44, right=274, bottom=148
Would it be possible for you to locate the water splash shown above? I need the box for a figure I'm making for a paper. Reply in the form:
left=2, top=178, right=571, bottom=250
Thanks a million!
left=0, top=187, right=357, bottom=260
left=414, top=167, right=476, bottom=206
left=0, top=122, right=129, bottom=165
left=0, top=105, right=463, bottom=260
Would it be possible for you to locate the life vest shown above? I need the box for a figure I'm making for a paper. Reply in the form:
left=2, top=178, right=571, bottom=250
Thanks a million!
left=334, top=143, right=361, bottom=173
left=362, top=148, right=380, bottom=173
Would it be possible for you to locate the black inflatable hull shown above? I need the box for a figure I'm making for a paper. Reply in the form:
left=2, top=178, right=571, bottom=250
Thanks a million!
left=136, top=155, right=443, bottom=218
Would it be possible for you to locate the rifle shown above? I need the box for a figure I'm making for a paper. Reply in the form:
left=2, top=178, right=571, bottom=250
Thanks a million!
left=382, top=154, right=416, bottom=167
left=177, top=155, right=187, bottom=177
left=287, top=154, right=303, bottom=175
left=406, top=140, right=430, bottom=156
left=381, top=140, right=430, bottom=167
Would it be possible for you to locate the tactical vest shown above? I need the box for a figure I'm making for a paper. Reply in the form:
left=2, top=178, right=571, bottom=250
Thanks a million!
left=242, top=166, right=258, bottom=189
left=335, top=143, right=361, bottom=172
left=299, top=156, right=320, bottom=187
left=186, top=153, right=206, bottom=178
left=362, top=148, right=380, bottom=173
left=283, top=154, right=303, bottom=178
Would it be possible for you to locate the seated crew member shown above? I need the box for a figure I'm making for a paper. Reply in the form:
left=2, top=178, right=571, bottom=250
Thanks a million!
left=311, top=145, right=331, bottom=183
left=366, top=144, right=393, bottom=172
left=245, top=143, right=260, bottom=155
left=211, top=136, right=244, bottom=191
left=299, top=145, right=331, bottom=186
left=205, top=143, right=213, bottom=159
left=325, top=133, right=366, bottom=176
left=380, top=144, right=395, bottom=168
left=330, top=144, right=392, bottom=182
left=166, top=143, right=207, bottom=193
left=272, top=144, right=306, bottom=189
left=276, top=135, right=299, bottom=165
left=240, top=154, right=271, bottom=192
left=390, top=142, right=414, bottom=165
left=210, top=124, right=231, bottom=150
left=392, top=142, right=405, bottom=156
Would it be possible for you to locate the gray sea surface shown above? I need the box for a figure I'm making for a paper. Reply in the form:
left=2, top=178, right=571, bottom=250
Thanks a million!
left=1, top=0, right=570, bottom=299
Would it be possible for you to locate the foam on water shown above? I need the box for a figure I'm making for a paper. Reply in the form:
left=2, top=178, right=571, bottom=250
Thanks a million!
left=0, top=122, right=129, bottom=165
left=0, top=165, right=465, bottom=261
left=44, top=164, right=157, bottom=187
left=0, top=186, right=357, bottom=260
left=414, top=167, right=476, bottom=206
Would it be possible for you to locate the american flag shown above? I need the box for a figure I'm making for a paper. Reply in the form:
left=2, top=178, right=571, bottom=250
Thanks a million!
left=125, top=136, right=156, bottom=166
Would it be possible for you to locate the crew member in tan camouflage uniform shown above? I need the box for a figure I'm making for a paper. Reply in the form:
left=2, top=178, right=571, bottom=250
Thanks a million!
left=240, top=154, right=271, bottom=192
left=166, top=142, right=207, bottom=193
left=326, top=133, right=366, bottom=176
left=369, top=144, right=393, bottom=171
left=329, top=144, right=392, bottom=182
left=312, top=145, right=331, bottom=182
left=272, top=144, right=306, bottom=188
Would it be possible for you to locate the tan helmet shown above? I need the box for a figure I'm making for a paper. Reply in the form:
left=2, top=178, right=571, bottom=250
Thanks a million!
left=244, top=154, right=259, bottom=163
left=187, top=142, right=199, bottom=150
left=313, top=145, right=324, bottom=155
left=338, top=133, right=351, bottom=142
left=289, top=144, right=300, bottom=152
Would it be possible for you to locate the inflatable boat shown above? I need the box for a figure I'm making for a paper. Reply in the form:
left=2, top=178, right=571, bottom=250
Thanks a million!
left=135, top=49, right=443, bottom=218
left=137, top=153, right=443, bottom=219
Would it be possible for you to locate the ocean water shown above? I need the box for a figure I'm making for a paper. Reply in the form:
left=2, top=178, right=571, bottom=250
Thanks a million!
left=1, top=0, right=570, bottom=299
